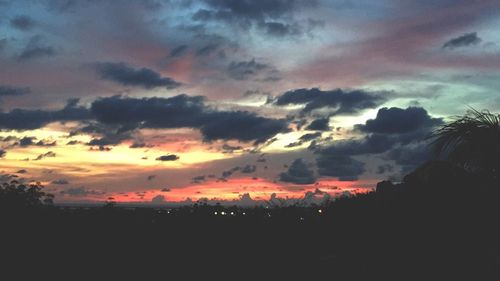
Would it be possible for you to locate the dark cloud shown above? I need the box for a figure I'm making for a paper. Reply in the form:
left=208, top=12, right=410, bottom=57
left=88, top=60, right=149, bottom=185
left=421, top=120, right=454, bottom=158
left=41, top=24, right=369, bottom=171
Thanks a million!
left=259, top=21, right=300, bottom=37
left=52, top=179, right=69, bottom=185
left=201, top=0, right=303, bottom=20
left=356, top=107, right=443, bottom=134
left=316, top=134, right=396, bottom=157
left=91, top=94, right=288, bottom=143
left=199, top=111, right=288, bottom=143
left=386, top=142, right=434, bottom=176
left=376, top=164, right=394, bottom=175
left=90, top=94, right=205, bottom=128
left=196, top=43, right=220, bottom=56
left=0, top=85, right=31, bottom=97
left=0, top=149, right=5, bottom=158
left=1, top=94, right=287, bottom=144
left=314, top=107, right=442, bottom=180
left=151, top=195, right=166, bottom=203
left=222, top=143, right=243, bottom=153
left=227, top=59, right=270, bottom=80
left=18, top=136, right=56, bottom=147
left=305, top=117, right=330, bottom=131
left=279, top=158, right=316, bottom=184
left=443, top=32, right=481, bottom=49
left=18, top=35, right=56, bottom=61
left=169, top=45, right=188, bottom=57
left=147, top=175, right=156, bottom=181
left=194, top=0, right=314, bottom=37
left=0, top=99, right=91, bottom=130
left=221, top=166, right=240, bottom=178
left=192, top=175, right=206, bottom=183
left=16, top=169, right=28, bottom=174
left=316, top=154, right=365, bottom=181
left=94, top=62, right=181, bottom=89
left=240, top=164, right=256, bottom=173
left=274, top=88, right=385, bottom=115
left=315, top=107, right=441, bottom=157
left=60, top=186, right=105, bottom=197
left=156, top=154, right=179, bottom=161
left=33, top=151, right=56, bottom=161
left=10, top=15, right=36, bottom=31
left=285, top=132, right=322, bottom=148
left=129, top=142, right=146, bottom=148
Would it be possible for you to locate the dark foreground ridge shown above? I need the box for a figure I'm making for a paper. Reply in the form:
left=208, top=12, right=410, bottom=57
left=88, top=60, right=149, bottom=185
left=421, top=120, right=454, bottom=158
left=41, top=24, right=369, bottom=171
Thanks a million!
left=1, top=164, right=499, bottom=279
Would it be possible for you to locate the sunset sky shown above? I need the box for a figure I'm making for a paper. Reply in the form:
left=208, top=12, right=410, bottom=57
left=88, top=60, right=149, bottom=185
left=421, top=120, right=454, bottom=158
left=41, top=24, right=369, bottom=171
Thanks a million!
left=1, top=0, right=499, bottom=204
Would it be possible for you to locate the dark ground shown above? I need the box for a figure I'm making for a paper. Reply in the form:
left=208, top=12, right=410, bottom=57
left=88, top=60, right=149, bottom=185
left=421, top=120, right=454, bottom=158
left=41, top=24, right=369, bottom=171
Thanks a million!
left=2, top=162, right=500, bottom=279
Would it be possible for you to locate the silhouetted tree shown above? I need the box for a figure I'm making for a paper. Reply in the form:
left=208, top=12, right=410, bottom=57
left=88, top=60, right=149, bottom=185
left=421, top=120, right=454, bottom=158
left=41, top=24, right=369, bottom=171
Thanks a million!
left=431, top=108, right=500, bottom=183
left=0, top=180, right=54, bottom=209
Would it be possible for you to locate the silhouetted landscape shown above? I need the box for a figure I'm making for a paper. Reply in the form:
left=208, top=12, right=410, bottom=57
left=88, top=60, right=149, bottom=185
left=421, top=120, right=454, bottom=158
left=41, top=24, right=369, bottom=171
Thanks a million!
left=2, top=109, right=499, bottom=279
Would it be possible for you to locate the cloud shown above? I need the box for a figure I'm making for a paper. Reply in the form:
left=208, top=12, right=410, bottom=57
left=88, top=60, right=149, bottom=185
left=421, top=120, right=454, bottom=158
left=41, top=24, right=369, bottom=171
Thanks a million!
left=193, top=0, right=315, bottom=37
left=196, top=43, right=220, bottom=56
left=90, top=95, right=289, bottom=143
left=221, top=143, right=243, bottom=153
left=240, top=164, right=256, bottom=173
left=279, top=158, right=316, bottom=184
left=199, top=110, right=289, bottom=143
left=94, top=62, right=181, bottom=89
left=1, top=94, right=287, bottom=143
left=259, top=21, right=300, bottom=37
left=33, top=151, right=56, bottom=161
left=60, top=186, right=105, bottom=197
left=156, top=154, right=179, bottom=161
left=151, top=195, right=166, bottom=203
left=285, top=132, right=322, bottom=148
left=0, top=98, right=91, bottom=130
left=169, top=45, right=188, bottom=57
left=316, top=154, right=365, bottom=181
left=274, top=88, right=385, bottom=115
left=52, top=179, right=69, bottom=185
left=376, top=164, right=394, bottom=175
left=305, top=117, right=330, bottom=131
left=0, top=85, right=31, bottom=97
left=18, top=136, right=56, bottom=147
left=443, top=32, right=481, bottom=49
left=356, top=107, right=443, bottom=134
left=386, top=142, right=434, bottom=176
left=192, top=175, right=206, bottom=183
left=313, top=106, right=443, bottom=180
left=10, top=15, right=36, bottom=31
left=0, top=149, right=5, bottom=158
left=18, top=35, right=56, bottom=61
left=226, top=59, right=277, bottom=80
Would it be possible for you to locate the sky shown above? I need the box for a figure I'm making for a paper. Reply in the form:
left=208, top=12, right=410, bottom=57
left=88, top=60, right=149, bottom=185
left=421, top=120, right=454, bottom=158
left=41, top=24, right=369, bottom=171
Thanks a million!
left=1, top=0, right=500, bottom=205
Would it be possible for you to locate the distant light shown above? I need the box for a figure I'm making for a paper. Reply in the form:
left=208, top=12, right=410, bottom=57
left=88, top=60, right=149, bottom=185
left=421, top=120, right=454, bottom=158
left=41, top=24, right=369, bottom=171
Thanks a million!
left=318, top=209, right=323, bottom=214
left=221, top=211, right=226, bottom=215
left=242, top=212, right=246, bottom=216
left=299, top=217, right=305, bottom=221
left=230, top=212, right=235, bottom=216
left=214, top=211, right=218, bottom=215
